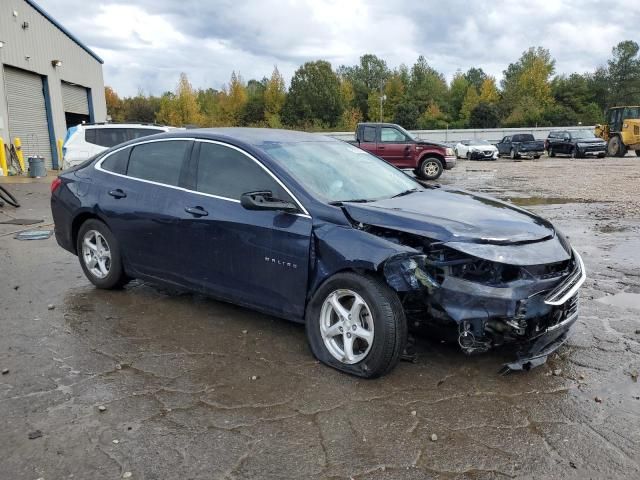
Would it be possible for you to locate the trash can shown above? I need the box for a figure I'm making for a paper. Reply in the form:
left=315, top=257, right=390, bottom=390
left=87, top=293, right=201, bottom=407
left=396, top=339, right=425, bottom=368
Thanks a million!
left=28, top=156, right=46, bottom=178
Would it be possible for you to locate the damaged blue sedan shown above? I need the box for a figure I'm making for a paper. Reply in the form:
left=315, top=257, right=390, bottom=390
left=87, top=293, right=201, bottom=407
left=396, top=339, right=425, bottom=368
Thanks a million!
left=51, top=129, right=586, bottom=377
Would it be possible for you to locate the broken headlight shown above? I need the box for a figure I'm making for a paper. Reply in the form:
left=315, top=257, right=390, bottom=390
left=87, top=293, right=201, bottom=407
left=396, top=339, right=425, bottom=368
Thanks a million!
left=383, top=254, right=439, bottom=292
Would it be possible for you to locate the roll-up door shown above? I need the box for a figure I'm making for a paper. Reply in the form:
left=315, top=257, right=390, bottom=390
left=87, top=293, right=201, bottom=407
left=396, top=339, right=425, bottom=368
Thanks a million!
left=61, top=82, right=90, bottom=129
left=3, top=66, right=53, bottom=168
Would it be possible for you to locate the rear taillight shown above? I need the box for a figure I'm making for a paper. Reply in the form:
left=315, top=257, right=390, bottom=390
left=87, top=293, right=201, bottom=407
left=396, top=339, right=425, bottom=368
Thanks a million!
left=51, top=177, right=62, bottom=194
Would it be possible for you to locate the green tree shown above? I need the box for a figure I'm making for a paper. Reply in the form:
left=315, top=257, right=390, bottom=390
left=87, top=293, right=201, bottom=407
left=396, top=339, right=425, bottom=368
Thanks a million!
left=282, top=60, right=343, bottom=128
left=468, top=102, right=500, bottom=128
left=607, top=40, right=640, bottom=106
left=338, top=54, right=389, bottom=120
left=393, top=103, right=420, bottom=129
left=448, top=72, right=470, bottom=121
left=464, top=67, right=487, bottom=91
left=409, top=56, right=449, bottom=110
left=242, top=79, right=267, bottom=126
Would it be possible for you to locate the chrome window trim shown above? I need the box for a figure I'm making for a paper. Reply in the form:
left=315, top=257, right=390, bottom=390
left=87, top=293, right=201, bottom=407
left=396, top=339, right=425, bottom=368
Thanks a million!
left=94, top=137, right=311, bottom=218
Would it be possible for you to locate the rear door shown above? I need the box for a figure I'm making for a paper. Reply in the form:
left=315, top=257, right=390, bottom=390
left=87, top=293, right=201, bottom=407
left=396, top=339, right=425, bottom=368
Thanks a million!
left=96, top=138, right=194, bottom=282
left=357, top=125, right=378, bottom=155
left=378, top=126, right=414, bottom=167
left=176, top=140, right=312, bottom=319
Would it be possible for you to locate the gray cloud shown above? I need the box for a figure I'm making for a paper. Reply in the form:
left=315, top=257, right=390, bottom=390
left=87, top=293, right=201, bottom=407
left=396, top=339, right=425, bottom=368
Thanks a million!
left=37, top=0, right=639, bottom=96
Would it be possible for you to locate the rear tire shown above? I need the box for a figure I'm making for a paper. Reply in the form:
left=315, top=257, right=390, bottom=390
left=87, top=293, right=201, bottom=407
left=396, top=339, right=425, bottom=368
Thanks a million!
left=305, top=272, right=407, bottom=378
left=510, top=148, right=519, bottom=160
left=416, top=157, right=443, bottom=180
left=549, top=147, right=555, bottom=157
left=635, top=150, right=640, bottom=157
left=77, top=219, right=129, bottom=289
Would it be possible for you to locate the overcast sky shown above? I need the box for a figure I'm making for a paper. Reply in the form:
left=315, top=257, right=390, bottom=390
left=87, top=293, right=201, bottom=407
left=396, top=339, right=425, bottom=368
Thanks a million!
left=38, top=0, right=638, bottom=97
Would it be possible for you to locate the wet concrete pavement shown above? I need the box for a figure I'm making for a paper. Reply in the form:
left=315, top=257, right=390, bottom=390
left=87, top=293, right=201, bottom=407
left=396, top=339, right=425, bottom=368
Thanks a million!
left=1, top=157, right=639, bottom=479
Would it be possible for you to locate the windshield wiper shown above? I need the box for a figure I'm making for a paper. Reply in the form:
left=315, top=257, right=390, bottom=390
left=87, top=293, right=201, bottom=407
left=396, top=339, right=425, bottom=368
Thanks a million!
left=329, top=198, right=375, bottom=206
left=391, top=188, right=421, bottom=198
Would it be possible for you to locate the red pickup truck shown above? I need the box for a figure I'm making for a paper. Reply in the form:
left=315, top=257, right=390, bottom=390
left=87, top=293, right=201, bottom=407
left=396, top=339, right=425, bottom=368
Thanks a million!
left=349, top=122, right=456, bottom=180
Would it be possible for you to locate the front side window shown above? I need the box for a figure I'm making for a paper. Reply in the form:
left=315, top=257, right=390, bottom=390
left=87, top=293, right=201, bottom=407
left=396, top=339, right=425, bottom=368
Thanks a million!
left=380, top=128, right=407, bottom=143
left=127, top=140, right=188, bottom=186
left=196, top=142, right=290, bottom=201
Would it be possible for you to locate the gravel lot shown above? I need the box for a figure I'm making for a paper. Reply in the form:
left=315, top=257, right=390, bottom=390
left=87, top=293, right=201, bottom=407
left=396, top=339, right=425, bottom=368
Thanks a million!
left=1, top=155, right=639, bottom=479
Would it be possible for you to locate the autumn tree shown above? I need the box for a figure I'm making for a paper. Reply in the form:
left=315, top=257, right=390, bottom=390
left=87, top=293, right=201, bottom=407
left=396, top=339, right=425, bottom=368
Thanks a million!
left=156, top=73, right=203, bottom=126
left=105, top=86, right=124, bottom=122
left=460, top=86, right=480, bottom=125
left=338, top=78, right=362, bottom=130
left=478, top=77, right=500, bottom=104
left=264, top=67, right=287, bottom=127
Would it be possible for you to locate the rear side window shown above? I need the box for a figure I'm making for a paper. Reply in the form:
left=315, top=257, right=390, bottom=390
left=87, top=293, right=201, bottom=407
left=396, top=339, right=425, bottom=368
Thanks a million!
left=127, top=141, right=189, bottom=186
left=362, top=126, right=376, bottom=143
left=101, top=148, right=130, bottom=174
left=196, top=142, right=290, bottom=201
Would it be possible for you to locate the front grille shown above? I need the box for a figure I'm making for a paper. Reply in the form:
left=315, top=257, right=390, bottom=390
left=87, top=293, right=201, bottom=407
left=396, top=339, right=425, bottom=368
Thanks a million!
left=544, top=249, right=586, bottom=305
left=483, top=151, right=493, bottom=156
left=547, top=293, right=579, bottom=330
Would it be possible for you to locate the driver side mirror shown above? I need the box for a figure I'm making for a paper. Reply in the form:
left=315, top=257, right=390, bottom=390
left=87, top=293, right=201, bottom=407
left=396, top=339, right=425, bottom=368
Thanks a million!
left=240, top=191, right=298, bottom=213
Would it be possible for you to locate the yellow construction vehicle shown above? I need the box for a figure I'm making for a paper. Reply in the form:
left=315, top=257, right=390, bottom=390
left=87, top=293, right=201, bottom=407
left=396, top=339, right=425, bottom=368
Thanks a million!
left=595, top=106, right=640, bottom=157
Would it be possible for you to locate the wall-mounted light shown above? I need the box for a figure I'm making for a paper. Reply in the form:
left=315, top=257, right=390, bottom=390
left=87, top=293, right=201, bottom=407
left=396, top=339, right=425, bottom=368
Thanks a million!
left=22, top=21, right=29, bottom=30
left=51, top=59, right=63, bottom=68
left=0, top=41, right=5, bottom=48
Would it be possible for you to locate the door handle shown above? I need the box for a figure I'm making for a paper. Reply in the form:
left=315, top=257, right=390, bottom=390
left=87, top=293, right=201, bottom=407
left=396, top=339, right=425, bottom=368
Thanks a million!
left=108, top=189, right=126, bottom=199
left=185, top=206, right=208, bottom=217
left=378, top=146, right=385, bottom=150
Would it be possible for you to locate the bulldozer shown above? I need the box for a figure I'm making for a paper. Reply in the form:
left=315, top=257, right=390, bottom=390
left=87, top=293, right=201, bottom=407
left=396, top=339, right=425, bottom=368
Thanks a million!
left=595, top=106, right=640, bottom=157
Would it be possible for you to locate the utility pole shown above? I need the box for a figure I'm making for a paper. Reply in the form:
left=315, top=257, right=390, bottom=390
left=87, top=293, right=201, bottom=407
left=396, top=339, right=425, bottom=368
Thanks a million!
left=379, top=82, right=386, bottom=122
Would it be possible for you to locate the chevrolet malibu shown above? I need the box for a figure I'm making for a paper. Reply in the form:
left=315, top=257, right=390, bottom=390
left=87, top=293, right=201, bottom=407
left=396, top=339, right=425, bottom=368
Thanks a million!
left=51, top=129, right=586, bottom=377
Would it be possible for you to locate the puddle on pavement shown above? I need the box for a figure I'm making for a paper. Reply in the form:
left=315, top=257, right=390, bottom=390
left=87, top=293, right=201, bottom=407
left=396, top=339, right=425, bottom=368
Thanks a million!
left=504, top=197, right=596, bottom=207
left=597, top=292, right=640, bottom=310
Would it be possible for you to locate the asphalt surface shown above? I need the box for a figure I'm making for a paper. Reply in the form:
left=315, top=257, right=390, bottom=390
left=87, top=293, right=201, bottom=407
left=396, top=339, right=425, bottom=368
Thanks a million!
left=1, top=156, right=639, bottom=479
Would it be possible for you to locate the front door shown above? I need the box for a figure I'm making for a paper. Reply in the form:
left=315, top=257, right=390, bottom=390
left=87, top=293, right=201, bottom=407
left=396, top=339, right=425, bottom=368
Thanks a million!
left=378, top=126, right=413, bottom=167
left=177, top=140, right=312, bottom=319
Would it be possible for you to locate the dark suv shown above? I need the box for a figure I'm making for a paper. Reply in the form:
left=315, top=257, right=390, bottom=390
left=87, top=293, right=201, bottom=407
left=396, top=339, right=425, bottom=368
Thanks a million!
left=546, top=130, right=607, bottom=158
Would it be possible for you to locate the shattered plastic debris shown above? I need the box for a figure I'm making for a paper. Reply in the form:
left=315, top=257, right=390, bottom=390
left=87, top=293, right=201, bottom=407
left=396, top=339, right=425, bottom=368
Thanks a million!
left=14, top=230, right=53, bottom=240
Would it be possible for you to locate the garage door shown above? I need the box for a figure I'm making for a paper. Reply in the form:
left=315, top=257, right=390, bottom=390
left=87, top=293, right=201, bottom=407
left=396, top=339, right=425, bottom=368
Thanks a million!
left=3, top=66, right=53, bottom=168
left=61, top=82, right=89, bottom=115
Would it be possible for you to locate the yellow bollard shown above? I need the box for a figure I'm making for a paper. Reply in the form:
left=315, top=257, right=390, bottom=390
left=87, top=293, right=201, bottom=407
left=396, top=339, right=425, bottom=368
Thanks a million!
left=57, top=138, right=64, bottom=170
left=13, top=137, right=25, bottom=173
left=0, top=138, right=7, bottom=176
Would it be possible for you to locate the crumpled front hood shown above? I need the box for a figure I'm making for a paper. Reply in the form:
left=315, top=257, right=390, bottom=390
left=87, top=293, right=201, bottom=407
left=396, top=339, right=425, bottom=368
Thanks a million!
left=343, top=188, right=555, bottom=245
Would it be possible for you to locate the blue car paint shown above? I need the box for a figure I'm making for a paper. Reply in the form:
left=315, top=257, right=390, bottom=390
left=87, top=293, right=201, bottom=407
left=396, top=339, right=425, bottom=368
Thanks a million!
left=51, top=128, right=582, bottom=369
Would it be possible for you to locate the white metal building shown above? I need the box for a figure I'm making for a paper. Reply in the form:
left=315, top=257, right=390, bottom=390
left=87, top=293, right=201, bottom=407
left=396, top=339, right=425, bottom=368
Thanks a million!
left=0, top=0, right=106, bottom=169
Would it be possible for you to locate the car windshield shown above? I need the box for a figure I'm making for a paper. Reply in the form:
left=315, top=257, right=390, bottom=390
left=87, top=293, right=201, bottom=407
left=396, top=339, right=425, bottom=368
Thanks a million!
left=572, top=130, right=596, bottom=139
left=472, top=140, right=491, bottom=145
left=262, top=141, right=422, bottom=203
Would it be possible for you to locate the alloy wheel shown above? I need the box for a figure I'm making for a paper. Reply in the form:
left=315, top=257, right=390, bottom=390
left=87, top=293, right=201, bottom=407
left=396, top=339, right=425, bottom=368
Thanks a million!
left=319, top=289, right=374, bottom=364
left=81, top=230, right=111, bottom=279
left=424, top=161, right=439, bottom=177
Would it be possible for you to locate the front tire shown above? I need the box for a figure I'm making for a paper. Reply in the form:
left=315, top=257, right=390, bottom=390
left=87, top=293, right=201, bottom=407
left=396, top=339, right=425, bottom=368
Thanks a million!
left=77, top=219, right=129, bottom=289
left=510, top=148, right=519, bottom=160
left=635, top=150, right=640, bottom=157
left=305, top=272, right=407, bottom=378
left=416, top=157, right=443, bottom=180
left=608, top=136, right=627, bottom=157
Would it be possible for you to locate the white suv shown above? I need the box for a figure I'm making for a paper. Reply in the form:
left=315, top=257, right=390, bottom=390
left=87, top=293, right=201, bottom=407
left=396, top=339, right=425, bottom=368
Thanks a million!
left=62, top=123, right=175, bottom=168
